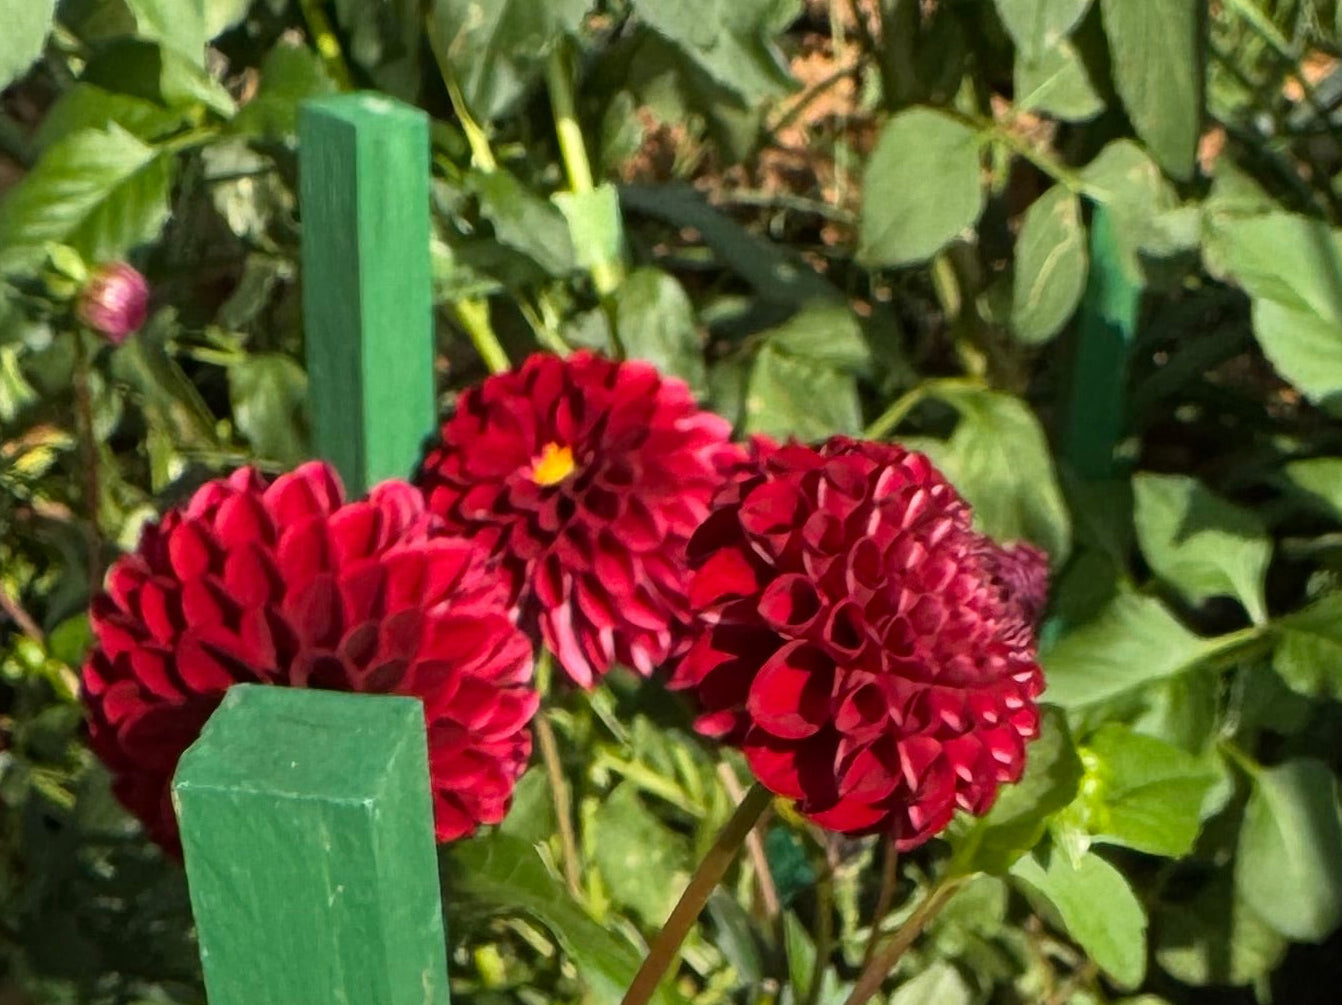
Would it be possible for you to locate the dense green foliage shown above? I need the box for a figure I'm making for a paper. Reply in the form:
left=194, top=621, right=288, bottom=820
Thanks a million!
left=5, top=1, right=1342, bottom=1003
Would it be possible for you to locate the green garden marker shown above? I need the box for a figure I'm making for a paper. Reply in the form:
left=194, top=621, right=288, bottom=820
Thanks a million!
left=1060, top=205, right=1140, bottom=480
left=299, top=92, right=435, bottom=497
left=172, top=686, right=450, bottom=1005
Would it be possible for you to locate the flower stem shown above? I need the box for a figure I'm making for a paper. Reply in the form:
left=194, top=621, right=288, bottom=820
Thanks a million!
left=861, top=840, right=899, bottom=967
left=715, top=761, right=779, bottom=918
left=453, top=299, right=510, bottom=375
left=0, top=579, right=43, bottom=644
left=535, top=651, right=582, bottom=898
left=621, top=782, right=774, bottom=1005
left=426, top=14, right=498, bottom=172
left=843, top=877, right=965, bottom=1005
left=297, top=0, right=354, bottom=90
left=545, top=43, right=624, bottom=297
left=70, top=329, right=104, bottom=588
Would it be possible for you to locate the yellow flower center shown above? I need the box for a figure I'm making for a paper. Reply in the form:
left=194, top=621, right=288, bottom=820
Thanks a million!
left=530, top=442, right=576, bottom=486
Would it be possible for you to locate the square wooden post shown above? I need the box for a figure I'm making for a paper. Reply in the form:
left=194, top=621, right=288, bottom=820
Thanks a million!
left=172, top=686, right=451, bottom=1005
left=299, top=92, right=436, bottom=496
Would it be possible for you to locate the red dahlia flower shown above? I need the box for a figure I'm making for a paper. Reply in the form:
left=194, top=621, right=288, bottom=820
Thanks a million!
left=415, top=351, right=744, bottom=688
left=670, top=437, right=1047, bottom=849
left=81, top=462, right=537, bottom=853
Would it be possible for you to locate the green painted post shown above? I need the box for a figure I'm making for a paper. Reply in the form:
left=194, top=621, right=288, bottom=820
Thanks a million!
left=172, top=685, right=450, bottom=1005
left=299, top=93, right=435, bottom=497
left=1060, top=205, right=1141, bottom=480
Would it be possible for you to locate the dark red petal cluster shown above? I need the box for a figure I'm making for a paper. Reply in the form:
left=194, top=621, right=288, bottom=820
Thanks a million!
left=81, top=462, right=537, bottom=852
left=415, top=351, right=745, bottom=688
left=670, top=437, right=1046, bottom=849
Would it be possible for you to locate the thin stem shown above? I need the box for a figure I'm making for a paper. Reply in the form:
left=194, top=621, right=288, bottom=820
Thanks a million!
left=427, top=14, right=498, bottom=172
left=545, top=44, right=624, bottom=296
left=804, top=840, right=837, bottom=1005
left=861, top=840, right=899, bottom=967
left=716, top=761, right=779, bottom=918
left=70, top=330, right=104, bottom=589
left=843, top=877, right=965, bottom=1005
left=0, top=580, right=43, bottom=644
left=621, top=782, right=775, bottom=1005
left=536, top=713, right=582, bottom=898
left=863, top=377, right=983, bottom=440
left=297, top=0, right=354, bottom=90
left=452, top=299, right=510, bottom=374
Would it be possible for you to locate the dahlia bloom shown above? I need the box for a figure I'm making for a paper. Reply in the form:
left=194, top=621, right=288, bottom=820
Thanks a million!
left=670, top=437, right=1047, bottom=849
left=81, top=462, right=537, bottom=852
left=77, top=262, right=149, bottom=343
left=415, top=351, right=744, bottom=688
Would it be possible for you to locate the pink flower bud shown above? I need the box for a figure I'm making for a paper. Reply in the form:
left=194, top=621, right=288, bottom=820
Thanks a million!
left=77, top=262, right=149, bottom=343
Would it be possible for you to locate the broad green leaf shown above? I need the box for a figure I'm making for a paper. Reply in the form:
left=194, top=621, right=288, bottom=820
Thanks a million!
left=228, top=354, right=310, bottom=466
left=553, top=184, right=625, bottom=276
left=1215, top=213, right=1342, bottom=411
left=231, top=43, right=337, bottom=138
left=590, top=783, right=690, bottom=926
left=1274, top=591, right=1342, bottom=700
left=994, top=0, right=1093, bottom=60
left=430, top=0, right=592, bottom=121
left=1154, top=875, right=1287, bottom=988
left=0, top=125, right=173, bottom=266
left=613, top=269, right=706, bottom=392
left=1132, top=473, right=1270, bottom=623
left=1076, top=724, right=1217, bottom=857
left=744, top=346, right=861, bottom=441
left=497, top=767, right=557, bottom=845
left=448, top=832, right=684, bottom=1005
left=632, top=0, right=793, bottom=103
left=859, top=108, right=986, bottom=267
left=35, top=84, right=189, bottom=151
left=762, top=301, right=871, bottom=374
left=889, top=961, right=972, bottom=1005
left=469, top=168, right=577, bottom=277
left=81, top=38, right=235, bottom=117
left=126, top=0, right=207, bottom=62
left=0, top=0, right=55, bottom=89
left=1236, top=758, right=1342, bottom=942
left=1012, top=185, right=1088, bottom=344
left=1282, top=457, right=1342, bottom=521
left=913, top=386, right=1071, bottom=561
left=949, top=708, right=1083, bottom=876
left=1079, top=140, right=1179, bottom=281
left=334, top=0, right=422, bottom=99
left=1098, top=0, right=1199, bottom=179
left=1012, top=847, right=1147, bottom=987
left=1042, top=591, right=1215, bottom=708
left=1015, top=39, right=1105, bottom=122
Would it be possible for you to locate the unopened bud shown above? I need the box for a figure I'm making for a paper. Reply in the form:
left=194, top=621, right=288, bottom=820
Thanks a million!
left=77, top=262, right=149, bottom=344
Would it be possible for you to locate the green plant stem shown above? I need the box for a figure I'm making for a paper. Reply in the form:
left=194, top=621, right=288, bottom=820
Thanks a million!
left=861, top=840, right=899, bottom=967
left=863, top=377, right=983, bottom=440
left=427, top=15, right=498, bottom=172
left=70, top=330, right=103, bottom=588
left=297, top=0, right=354, bottom=90
left=843, top=877, right=965, bottom=1005
left=536, top=715, right=582, bottom=898
left=453, top=299, right=509, bottom=374
left=804, top=859, right=835, bottom=1005
left=0, top=580, right=43, bottom=644
left=621, top=783, right=775, bottom=1005
left=545, top=44, right=624, bottom=297
left=715, top=761, right=779, bottom=918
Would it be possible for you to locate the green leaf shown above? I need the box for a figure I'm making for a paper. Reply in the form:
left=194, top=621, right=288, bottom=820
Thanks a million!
left=889, top=961, right=972, bottom=1005
left=35, top=84, right=190, bottom=151
left=429, top=0, right=592, bottom=121
left=1236, top=758, right=1342, bottom=943
left=1077, top=724, right=1217, bottom=857
left=228, top=354, right=309, bottom=466
left=1097, top=0, right=1199, bottom=179
left=744, top=346, right=861, bottom=441
left=231, top=42, right=337, bottom=138
left=81, top=38, right=235, bottom=117
left=993, top=0, right=1093, bottom=60
left=553, top=184, right=625, bottom=276
left=1015, top=39, right=1105, bottom=121
left=1012, top=185, right=1088, bottom=344
left=590, top=783, right=690, bottom=926
left=612, top=268, right=705, bottom=391
left=632, top=0, right=793, bottom=103
left=764, top=301, right=871, bottom=374
left=1283, top=457, right=1342, bottom=521
left=1042, top=591, right=1215, bottom=708
left=1215, top=212, right=1342, bottom=412
left=125, top=0, right=208, bottom=62
left=949, top=707, right=1083, bottom=876
left=497, top=767, right=557, bottom=844
left=1274, top=591, right=1342, bottom=700
left=469, top=168, right=576, bottom=277
left=0, top=0, right=55, bottom=89
left=1154, top=875, right=1287, bottom=988
left=448, top=832, right=684, bottom=1005
left=1012, top=846, right=1147, bottom=987
left=914, top=386, right=1071, bottom=561
left=1132, top=473, right=1271, bottom=623
left=0, top=125, right=173, bottom=266
left=859, top=108, right=985, bottom=267
left=1079, top=140, right=1179, bottom=281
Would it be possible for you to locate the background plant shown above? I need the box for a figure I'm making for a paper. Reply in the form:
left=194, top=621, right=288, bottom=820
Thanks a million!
left=6, top=1, right=1342, bottom=1003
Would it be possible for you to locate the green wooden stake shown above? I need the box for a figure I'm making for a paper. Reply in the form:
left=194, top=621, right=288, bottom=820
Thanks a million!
left=1060, top=205, right=1141, bottom=480
left=172, top=685, right=450, bottom=1005
left=299, top=93, right=435, bottom=497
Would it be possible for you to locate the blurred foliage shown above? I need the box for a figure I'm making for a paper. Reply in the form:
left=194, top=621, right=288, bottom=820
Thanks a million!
left=6, top=1, right=1342, bottom=1004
